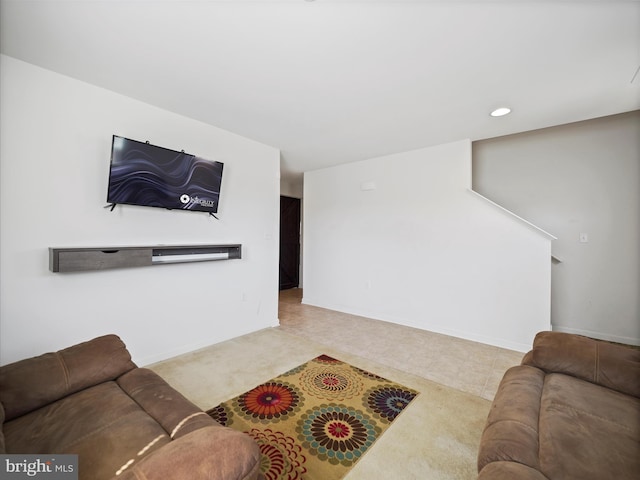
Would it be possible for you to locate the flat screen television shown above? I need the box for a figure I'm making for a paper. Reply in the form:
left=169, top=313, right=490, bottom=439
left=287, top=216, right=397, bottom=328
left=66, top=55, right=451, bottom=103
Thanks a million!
left=107, top=135, right=224, bottom=214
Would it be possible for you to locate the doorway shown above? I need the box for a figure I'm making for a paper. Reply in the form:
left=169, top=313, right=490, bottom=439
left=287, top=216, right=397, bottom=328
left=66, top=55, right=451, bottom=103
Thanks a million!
left=279, top=195, right=301, bottom=290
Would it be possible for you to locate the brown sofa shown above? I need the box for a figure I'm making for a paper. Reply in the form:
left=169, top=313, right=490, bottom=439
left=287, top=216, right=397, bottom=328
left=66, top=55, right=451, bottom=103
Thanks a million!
left=0, top=334, right=260, bottom=480
left=478, top=331, right=640, bottom=480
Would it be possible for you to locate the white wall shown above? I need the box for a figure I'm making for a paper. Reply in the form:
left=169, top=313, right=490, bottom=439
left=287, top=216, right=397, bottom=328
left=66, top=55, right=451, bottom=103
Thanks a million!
left=280, top=175, right=303, bottom=199
left=473, top=112, right=640, bottom=345
left=0, top=55, right=281, bottom=366
left=303, top=140, right=553, bottom=352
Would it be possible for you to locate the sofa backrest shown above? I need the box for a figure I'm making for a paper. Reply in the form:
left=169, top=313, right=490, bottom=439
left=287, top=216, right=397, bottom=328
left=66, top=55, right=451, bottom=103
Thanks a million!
left=523, top=331, right=640, bottom=398
left=0, top=334, right=137, bottom=421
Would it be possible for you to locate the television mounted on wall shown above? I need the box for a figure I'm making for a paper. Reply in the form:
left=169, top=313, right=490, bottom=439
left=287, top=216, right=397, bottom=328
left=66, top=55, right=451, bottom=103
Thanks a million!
left=106, top=135, right=224, bottom=216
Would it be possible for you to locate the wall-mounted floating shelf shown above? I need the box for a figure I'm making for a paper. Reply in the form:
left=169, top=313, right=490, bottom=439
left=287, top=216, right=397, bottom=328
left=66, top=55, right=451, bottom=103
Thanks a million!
left=49, top=244, right=241, bottom=272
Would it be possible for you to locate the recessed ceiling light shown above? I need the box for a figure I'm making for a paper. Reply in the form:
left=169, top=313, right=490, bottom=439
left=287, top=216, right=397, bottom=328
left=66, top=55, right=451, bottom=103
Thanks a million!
left=490, top=107, right=511, bottom=117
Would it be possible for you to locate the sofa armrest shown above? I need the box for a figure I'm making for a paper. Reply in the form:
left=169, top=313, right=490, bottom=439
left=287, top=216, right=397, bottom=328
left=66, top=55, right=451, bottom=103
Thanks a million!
left=478, top=365, right=545, bottom=474
left=522, top=331, right=640, bottom=398
left=478, top=461, right=549, bottom=480
left=0, top=335, right=136, bottom=420
left=117, top=367, right=219, bottom=439
left=115, top=426, right=261, bottom=480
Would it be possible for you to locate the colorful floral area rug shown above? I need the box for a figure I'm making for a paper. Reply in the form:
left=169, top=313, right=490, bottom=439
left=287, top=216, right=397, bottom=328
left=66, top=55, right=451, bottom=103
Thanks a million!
left=206, top=354, right=419, bottom=480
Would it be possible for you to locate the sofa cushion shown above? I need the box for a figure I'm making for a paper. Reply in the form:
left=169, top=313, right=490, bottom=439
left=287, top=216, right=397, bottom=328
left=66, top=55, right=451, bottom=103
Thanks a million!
left=0, top=335, right=136, bottom=421
left=539, top=373, right=640, bottom=480
left=4, top=381, right=171, bottom=480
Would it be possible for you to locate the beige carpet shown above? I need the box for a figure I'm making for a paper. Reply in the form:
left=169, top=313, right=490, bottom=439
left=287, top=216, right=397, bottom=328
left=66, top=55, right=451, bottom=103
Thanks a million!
left=149, top=328, right=490, bottom=479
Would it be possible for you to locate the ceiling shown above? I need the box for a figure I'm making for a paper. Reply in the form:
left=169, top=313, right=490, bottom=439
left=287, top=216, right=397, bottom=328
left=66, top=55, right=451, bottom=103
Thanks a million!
left=2, top=0, right=639, bottom=184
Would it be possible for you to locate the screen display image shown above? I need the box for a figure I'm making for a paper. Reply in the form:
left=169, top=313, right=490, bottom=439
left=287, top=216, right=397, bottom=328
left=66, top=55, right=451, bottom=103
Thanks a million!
left=107, top=136, right=223, bottom=213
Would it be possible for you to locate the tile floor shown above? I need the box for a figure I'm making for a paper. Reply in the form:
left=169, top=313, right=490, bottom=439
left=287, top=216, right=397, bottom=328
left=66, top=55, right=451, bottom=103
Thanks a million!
left=277, top=288, right=524, bottom=401
left=150, top=306, right=494, bottom=479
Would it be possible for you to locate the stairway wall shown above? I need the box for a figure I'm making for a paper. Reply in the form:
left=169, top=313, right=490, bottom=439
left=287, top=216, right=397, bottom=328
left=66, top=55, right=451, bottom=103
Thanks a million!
left=473, top=111, right=640, bottom=346
left=303, top=139, right=553, bottom=352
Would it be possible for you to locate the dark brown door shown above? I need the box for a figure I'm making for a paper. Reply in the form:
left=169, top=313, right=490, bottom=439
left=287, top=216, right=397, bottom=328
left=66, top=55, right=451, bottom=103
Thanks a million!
left=279, top=196, right=301, bottom=290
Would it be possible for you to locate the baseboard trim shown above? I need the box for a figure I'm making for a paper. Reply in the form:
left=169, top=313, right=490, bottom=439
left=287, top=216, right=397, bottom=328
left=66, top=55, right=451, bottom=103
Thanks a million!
left=302, top=296, right=534, bottom=353
left=552, top=325, right=640, bottom=347
left=139, top=323, right=279, bottom=366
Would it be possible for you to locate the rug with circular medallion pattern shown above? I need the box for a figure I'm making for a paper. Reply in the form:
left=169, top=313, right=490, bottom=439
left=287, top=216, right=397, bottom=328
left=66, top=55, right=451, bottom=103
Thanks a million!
left=207, top=354, right=419, bottom=480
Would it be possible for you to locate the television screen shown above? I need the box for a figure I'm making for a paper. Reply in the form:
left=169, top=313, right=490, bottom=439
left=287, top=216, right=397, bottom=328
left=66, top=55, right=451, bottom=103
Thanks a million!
left=107, top=135, right=223, bottom=213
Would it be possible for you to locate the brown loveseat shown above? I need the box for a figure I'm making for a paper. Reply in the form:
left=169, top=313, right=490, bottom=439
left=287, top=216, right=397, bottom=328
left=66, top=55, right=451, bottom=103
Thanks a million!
left=0, top=334, right=260, bottom=480
left=478, top=331, right=640, bottom=480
